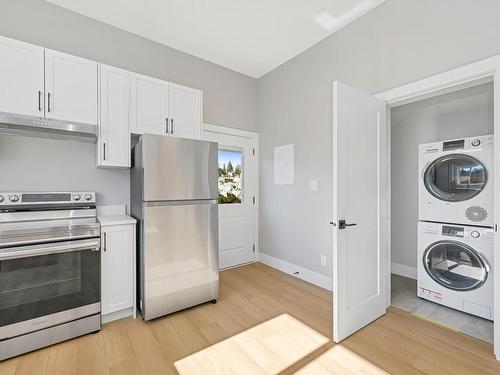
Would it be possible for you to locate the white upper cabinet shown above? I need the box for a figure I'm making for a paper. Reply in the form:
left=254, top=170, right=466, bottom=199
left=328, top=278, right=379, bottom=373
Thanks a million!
left=131, top=73, right=202, bottom=139
left=98, top=64, right=131, bottom=168
left=130, top=73, right=169, bottom=135
left=168, top=83, right=202, bottom=140
left=45, top=49, right=98, bottom=125
left=0, top=36, right=44, bottom=117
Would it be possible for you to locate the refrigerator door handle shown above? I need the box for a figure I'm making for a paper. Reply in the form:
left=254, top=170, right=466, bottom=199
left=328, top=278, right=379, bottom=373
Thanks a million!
left=144, top=199, right=218, bottom=207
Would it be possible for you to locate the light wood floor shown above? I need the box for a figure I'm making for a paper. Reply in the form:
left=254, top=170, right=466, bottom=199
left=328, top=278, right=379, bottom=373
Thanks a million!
left=1, top=262, right=499, bottom=374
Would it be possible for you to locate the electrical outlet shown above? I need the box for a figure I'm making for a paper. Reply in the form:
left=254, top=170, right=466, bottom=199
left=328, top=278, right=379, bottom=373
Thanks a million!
left=320, top=254, right=327, bottom=266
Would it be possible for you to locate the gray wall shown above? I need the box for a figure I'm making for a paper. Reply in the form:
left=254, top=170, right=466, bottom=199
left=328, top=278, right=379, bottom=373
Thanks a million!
left=391, top=83, right=494, bottom=270
left=0, top=136, right=129, bottom=206
left=0, top=0, right=257, bottom=208
left=258, top=0, right=500, bottom=277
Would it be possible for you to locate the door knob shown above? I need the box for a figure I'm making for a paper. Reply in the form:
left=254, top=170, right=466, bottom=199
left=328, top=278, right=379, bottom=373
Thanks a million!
left=338, top=220, right=357, bottom=230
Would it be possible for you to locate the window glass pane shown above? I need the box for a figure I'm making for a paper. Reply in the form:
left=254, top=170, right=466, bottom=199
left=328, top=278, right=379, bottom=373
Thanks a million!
left=0, top=249, right=100, bottom=327
left=218, top=149, right=243, bottom=204
left=424, top=154, right=487, bottom=202
left=423, top=241, right=488, bottom=291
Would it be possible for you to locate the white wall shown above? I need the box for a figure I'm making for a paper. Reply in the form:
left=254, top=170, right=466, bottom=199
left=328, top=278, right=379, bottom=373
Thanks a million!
left=258, top=0, right=500, bottom=278
left=391, top=83, right=494, bottom=270
left=0, top=0, right=257, bottom=209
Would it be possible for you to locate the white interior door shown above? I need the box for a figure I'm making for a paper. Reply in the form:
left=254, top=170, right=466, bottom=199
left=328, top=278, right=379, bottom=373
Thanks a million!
left=203, top=127, right=257, bottom=269
left=333, top=81, right=387, bottom=342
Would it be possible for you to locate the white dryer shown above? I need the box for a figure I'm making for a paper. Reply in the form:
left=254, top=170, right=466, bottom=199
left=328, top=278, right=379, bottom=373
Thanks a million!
left=417, top=221, right=494, bottom=320
left=419, top=135, right=493, bottom=226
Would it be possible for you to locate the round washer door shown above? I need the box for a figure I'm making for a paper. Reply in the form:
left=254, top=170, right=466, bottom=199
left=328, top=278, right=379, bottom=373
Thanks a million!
left=423, top=240, right=489, bottom=291
left=424, top=154, right=487, bottom=202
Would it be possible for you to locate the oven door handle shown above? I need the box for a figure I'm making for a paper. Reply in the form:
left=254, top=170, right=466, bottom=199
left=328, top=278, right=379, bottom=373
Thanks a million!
left=0, top=238, right=100, bottom=261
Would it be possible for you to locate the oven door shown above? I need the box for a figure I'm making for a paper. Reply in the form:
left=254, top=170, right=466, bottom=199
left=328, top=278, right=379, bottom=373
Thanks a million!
left=0, top=238, right=100, bottom=340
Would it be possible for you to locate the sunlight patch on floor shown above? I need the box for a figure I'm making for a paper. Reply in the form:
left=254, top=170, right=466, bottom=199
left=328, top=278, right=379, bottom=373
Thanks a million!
left=174, top=314, right=329, bottom=374
left=295, top=345, right=388, bottom=374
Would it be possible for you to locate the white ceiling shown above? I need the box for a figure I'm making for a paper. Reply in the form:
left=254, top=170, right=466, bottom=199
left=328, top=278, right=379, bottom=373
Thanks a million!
left=46, top=0, right=385, bottom=78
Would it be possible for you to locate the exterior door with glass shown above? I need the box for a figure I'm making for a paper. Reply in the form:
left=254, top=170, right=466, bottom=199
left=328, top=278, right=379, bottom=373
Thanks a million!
left=203, top=127, right=257, bottom=269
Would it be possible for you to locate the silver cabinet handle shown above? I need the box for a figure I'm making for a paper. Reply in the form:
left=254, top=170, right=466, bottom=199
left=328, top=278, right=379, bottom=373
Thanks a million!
left=38, top=90, right=42, bottom=112
left=47, top=92, right=51, bottom=113
left=103, top=232, right=107, bottom=252
left=171, top=118, right=174, bottom=134
left=103, top=142, right=106, bottom=161
left=165, top=117, right=169, bottom=134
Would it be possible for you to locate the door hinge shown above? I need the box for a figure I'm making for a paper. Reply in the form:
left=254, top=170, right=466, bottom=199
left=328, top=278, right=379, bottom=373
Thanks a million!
left=252, top=148, right=255, bottom=156
left=253, top=196, right=255, bottom=204
left=253, top=244, right=255, bottom=253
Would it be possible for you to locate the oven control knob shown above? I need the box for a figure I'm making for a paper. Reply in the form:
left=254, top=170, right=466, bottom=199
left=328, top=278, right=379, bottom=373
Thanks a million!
left=84, top=194, right=92, bottom=201
left=9, top=195, right=19, bottom=202
left=471, top=139, right=481, bottom=147
left=0, top=195, right=3, bottom=203
left=471, top=230, right=480, bottom=238
left=73, top=194, right=81, bottom=201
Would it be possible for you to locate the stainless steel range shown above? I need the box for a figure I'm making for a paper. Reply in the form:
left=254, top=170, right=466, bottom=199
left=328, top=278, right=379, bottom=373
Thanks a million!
left=0, top=192, right=101, bottom=360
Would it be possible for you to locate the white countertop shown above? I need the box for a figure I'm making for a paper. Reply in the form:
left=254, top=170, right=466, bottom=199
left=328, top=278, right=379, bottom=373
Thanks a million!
left=96, top=205, right=136, bottom=226
left=98, top=214, right=136, bottom=226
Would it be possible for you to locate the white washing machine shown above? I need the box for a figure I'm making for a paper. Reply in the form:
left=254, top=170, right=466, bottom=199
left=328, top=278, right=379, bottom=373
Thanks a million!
left=417, top=221, right=494, bottom=320
left=419, top=135, right=493, bottom=227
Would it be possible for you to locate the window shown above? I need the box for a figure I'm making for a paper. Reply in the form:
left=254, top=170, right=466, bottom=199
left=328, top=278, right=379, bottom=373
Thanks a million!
left=424, top=154, right=487, bottom=202
left=423, top=241, right=489, bottom=291
left=218, top=149, right=243, bottom=204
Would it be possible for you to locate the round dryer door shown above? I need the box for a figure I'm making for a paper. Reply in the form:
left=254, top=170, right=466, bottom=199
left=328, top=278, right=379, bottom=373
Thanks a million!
left=424, top=154, right=487, bottom=202
left=423, top=241, right=489, bottom=291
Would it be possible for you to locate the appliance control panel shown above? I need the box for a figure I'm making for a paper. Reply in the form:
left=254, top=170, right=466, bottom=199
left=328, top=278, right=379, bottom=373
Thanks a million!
left=420, top=221, right=494, bottom=242
left=420, top=134, right=493, bottom=154
left=0, top=192, right=96, bottom=206
left=440, top=224, right=493, bottom=242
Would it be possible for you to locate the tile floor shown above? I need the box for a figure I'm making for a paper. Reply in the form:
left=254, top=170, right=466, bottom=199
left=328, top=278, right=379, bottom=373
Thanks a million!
left=391, top=273, right=493, bottom=343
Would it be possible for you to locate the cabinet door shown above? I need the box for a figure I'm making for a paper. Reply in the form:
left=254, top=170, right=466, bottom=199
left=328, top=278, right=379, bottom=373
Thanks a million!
left=130, top=73, right=169, bottom=135
left=98, top=64, right=131, bottom=168
left=0, top=36, right=44, bottom=117
left=101, top=225, right=134, bottom=315
left=45, top=49, right=98, bottom=125
left=168, top=83, right=202, bottom=139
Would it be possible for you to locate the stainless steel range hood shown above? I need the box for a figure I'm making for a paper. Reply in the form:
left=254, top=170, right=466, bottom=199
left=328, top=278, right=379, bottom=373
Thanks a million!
left=0, top=113, right=97, bottom=143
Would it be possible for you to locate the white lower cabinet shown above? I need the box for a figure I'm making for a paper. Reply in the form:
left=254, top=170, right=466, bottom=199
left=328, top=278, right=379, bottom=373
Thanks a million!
left=101, top=223, right=136, bottom=323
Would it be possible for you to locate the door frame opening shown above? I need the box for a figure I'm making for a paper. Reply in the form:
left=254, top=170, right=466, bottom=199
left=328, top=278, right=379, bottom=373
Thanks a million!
left=375, top=55, right=500, bottom=359
left=202, top=123, right=259, bottom=269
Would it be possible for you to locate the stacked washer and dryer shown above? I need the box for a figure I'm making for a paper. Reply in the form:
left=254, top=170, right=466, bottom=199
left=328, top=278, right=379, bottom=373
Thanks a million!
left=417, top=135, right=494, bottom=320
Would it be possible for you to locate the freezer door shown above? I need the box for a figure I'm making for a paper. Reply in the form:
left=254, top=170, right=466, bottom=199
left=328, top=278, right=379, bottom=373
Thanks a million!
left=141, top=201, right=219, bottom=320
left=142, top=134, right=218, bottom=201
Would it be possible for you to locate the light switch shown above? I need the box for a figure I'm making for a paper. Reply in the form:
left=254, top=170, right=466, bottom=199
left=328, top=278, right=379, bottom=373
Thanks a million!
left=308, top=180, right=318, bottom=191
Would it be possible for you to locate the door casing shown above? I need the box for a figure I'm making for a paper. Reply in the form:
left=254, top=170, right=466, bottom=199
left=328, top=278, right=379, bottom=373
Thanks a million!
left=374, top=54, right=500, bottom=360
left=202, top=123, right=259, bottom=269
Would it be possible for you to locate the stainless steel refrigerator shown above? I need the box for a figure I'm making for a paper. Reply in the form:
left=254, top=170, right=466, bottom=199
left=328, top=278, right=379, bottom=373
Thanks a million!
left=131, top=134, right=219, bottom=321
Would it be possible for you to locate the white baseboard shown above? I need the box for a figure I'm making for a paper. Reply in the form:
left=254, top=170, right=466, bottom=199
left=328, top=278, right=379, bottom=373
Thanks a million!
left=102, top=307, right=135, bottom=324
left=391, top=262, right=417, bottom=280
left=259, top=253, right=333, bottom=291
